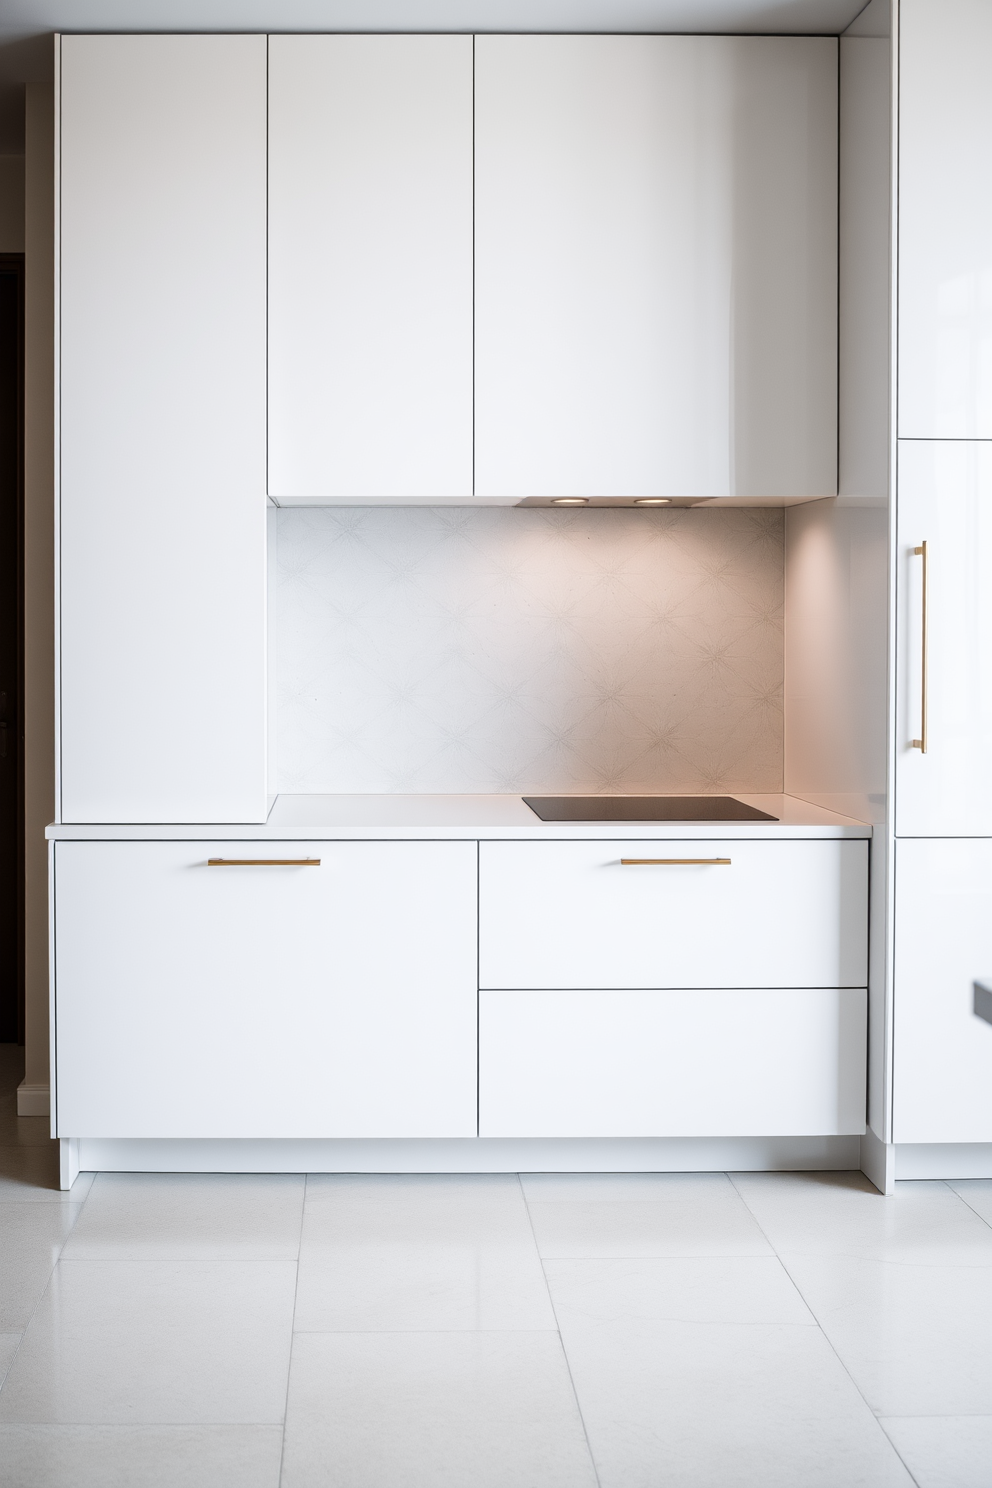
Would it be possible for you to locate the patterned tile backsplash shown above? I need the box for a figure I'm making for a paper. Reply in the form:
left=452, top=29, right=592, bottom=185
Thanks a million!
left=273, top=506, right=784, bottom=795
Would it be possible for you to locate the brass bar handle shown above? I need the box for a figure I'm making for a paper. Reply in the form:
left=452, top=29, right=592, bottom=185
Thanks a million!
left=620, top=858, right=731, bottom=866
left=912, top=540, right=928, bottom=753
left=207, top=858, right=321, bottom=867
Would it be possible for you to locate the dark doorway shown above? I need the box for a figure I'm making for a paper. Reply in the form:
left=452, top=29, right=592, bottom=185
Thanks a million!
left=0, top=253, right=24, bottom=1044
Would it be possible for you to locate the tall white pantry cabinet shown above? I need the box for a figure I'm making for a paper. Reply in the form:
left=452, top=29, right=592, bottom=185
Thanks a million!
left=890, top=0, right=992, bottom=1156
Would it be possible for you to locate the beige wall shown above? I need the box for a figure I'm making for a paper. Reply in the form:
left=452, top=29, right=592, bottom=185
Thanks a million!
left=19, top=81, right=54, bottom=1109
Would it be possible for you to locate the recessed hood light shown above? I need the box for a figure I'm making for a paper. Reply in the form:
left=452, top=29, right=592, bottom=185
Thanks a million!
left=550, top=497, right=589, bottom=506
left=634, top=498, right=672, bottom=505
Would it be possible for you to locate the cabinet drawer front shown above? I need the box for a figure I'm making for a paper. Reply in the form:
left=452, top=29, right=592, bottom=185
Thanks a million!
left=480, top=988, right=867, bottom=1137
left=54, top=840, right=477, bottom=1139
left=479, top=840, right=867, bottom=989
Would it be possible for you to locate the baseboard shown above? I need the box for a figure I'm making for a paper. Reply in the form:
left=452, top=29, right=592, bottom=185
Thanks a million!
left=72, top=1134, right=862, bottom=1175
left=895, top=1142, right=992, bottom=1180
left=17, top=1081, right=50, bottom=1117
left=860, top=1125, right=895, bottom=1194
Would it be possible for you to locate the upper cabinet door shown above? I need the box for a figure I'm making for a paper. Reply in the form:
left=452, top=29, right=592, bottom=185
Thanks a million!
left=898, top=0, right=992, bottom=438
left=895, top=440, right=992, bottom=835
left=59, top=36, right=268, bottom=824
left=268, top=36, right=473, bottom=501
left=474, top=36, right=837, bottom=500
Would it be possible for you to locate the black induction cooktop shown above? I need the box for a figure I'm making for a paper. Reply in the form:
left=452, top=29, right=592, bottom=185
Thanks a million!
left=522, top=795, right=778, bottom=823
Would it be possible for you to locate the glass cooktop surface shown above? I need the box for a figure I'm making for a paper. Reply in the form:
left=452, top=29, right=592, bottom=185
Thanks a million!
left=522, top=795, right=778, bottom=823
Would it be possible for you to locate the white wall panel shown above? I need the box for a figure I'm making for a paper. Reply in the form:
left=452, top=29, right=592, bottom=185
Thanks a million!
left=268, top=35, right=473, bottom=499
left=475, top=35, right=837, bottom=499
left=59, top=35, right=267, bottom=822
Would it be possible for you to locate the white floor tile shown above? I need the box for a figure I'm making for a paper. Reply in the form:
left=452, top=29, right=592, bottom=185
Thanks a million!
left=527, top=1173, right=772, bottom=1258
left=281, top=1331, right=598, bottom=1488
left=778, top=1252, right=992, bottom=1416
left=0, top=1424, right=284, bottom=1488
left=544, top=1255, right=815, bottom=1326
left=0, top=1150, right=92, bottom=1204
left=0, top=1332, right=20, bottom=1384
left=947, top=1179, right=992, bottom=1231
left=556, top=1311, right=913, bottom=1487
left=522, top=1172, right=743, bottom=1202
left=61, top=1173, right=304, bottom=1260
left=733, top=1172, right=992, bottom=1261
left=0, top=1205, right=85, bottom=1330
left=0, top=1259, right=297, bottom=1424
left=296, top=1174, right=555, bottom=1331
left=880, top=1416, right=992, bottom=1488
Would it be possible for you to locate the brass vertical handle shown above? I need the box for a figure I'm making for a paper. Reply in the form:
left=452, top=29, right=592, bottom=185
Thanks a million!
left=912, top=541, right=928, bottom=753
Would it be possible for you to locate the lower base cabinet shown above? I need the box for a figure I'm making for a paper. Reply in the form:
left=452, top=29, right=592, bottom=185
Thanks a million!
left=479, top=987, right=867, bottom=1137
left=52, top=839, right=478, bottom=1138
left=894, top=838, right=992, bottom=1143
left=52, top=831, right=870, bottom=1145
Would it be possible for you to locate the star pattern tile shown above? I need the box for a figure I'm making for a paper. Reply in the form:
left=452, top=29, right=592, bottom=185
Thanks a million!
left=274, top=506, right=784, bottom=794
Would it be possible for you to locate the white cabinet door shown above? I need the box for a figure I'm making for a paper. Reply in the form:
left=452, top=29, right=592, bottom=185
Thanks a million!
left=898, top=0, right=992, bottom=438
left=480, top=988, right=867, bottom=1137
left=895, top=441, right=992, bottom=835
left=480, top=840, right=867, bottom=991
left=268, top=35, right=473, bottom=500
left=53, top=841, right=478, bottom=1139
left=474, top=36, right=837, bottom=499
left=893, top=839, right=992, bottom=1143
left=59, top=36, right=267, bottom=823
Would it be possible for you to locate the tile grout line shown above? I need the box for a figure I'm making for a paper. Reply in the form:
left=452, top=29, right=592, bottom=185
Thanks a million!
left=276, top=1173, right=306, bottom=1488
left=516, top=1173, right=604, bottom=1488
left=726, top=1172, right=924, bottom=1488
left=941, top=1178, right=992, bottom=1236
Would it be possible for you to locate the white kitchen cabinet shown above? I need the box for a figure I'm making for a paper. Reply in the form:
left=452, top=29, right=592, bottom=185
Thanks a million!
left=59, top=36, right=268, bottom=823
left=479, top=840, right=867, bottom=991
left=52, top=840, right=478, bottom=1138
left=267, top=35, right=473, bottom=500
left=898, top=0, right=992, bottom=438
left=893, top=839, right=992, bottom=1143
left=480, top=987, right=867, bottom=1137
left=474, top=35, right=837, bottom=499
left=895, top=440, right=992, bottom=835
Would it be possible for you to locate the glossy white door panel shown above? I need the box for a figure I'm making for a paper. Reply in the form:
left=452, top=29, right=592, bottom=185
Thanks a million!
left=59, top=36, right=267, bottom=822
left=53, top=841, right=478, bottom=1138
left=268, top=35, right=473, bottom=500
left=895, top=441, right=992, bottom=835
left=480, top=988, right=867, bottom=1137
left=893, top=839, right=992, bottom=1143
left=479, top=840, right=867, bottom=990
left=898, top=0, right=992, bottom=437
left=474, top=35, right=837, bottom=499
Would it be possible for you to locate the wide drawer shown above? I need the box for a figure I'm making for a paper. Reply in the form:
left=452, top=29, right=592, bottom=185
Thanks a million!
left=479, top=987, right=868, bottom=1137
left=479, top=839, right=867, bottom=989
left=53, top=839, right=477, bottom=1138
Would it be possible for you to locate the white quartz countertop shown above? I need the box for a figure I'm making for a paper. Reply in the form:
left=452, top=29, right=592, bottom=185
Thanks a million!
left=46, top=793, right=872, bottom=841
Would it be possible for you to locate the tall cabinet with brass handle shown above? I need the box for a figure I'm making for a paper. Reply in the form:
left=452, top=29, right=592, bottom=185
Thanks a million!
left=891, top=0, right=992, bottom=1150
